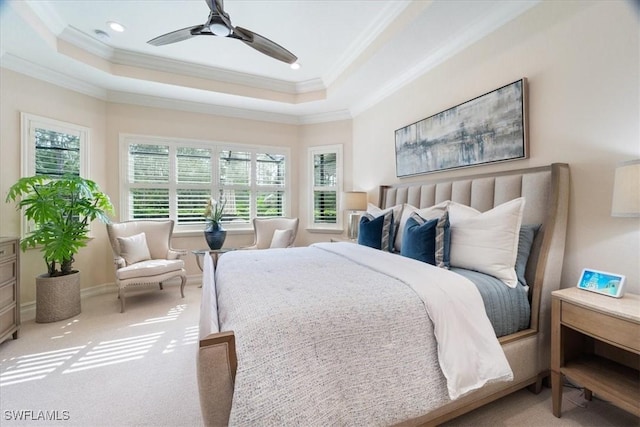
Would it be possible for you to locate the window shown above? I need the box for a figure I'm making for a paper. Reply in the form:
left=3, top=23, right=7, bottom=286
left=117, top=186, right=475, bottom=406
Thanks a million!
left=120, top=135, right=289, bottom=232
left=21, top=113, right=89, bottom=178
left=309, top=145, right=343, bottom=230
left=20, top=113, right=90, bottom=236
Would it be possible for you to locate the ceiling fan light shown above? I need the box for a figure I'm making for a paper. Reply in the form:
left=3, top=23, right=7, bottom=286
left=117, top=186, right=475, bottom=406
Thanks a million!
left=209, top=18, right=231, bottom=37
left=290, top=62, right=300, bottom=70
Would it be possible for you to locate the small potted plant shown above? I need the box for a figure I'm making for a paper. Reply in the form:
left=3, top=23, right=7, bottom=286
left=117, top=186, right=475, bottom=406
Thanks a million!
left=5, top=174, right=113, bottom=322
left=203, top=196, right=227, bottom=250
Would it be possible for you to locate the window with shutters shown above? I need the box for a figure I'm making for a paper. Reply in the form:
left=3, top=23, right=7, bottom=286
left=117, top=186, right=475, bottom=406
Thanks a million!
left=120, top=135, right=289, bottom=233
left=309, top=145, right=342, bottom=230
left=20, top=113, right=90, bottom=236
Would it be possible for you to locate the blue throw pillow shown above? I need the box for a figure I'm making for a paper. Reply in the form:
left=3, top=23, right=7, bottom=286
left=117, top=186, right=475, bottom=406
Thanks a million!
left=358, top=212, right=394, bottom=251
left=515, top=224, right=540, bottom=288
left=401, top=214, right=439, bottom=264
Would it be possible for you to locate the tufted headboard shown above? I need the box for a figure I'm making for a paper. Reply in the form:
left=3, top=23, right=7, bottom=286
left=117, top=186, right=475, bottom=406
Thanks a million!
left=379, top=163, right=570, bottom=344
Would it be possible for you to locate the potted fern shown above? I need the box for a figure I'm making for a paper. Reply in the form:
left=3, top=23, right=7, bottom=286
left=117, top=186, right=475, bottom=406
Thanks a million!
left=5, top=174, right=113, bottom=322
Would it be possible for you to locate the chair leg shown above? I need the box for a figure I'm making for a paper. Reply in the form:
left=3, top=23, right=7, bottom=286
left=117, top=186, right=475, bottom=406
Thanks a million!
left=119, top=288, right=126, bottom=313
left=180, top=275, right=186, bottom=298
left=159, top=282, right=164, bottom=290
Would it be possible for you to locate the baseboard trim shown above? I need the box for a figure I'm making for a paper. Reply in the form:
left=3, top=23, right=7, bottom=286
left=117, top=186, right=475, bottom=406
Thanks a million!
left=20, top=274, right=203, bottom=321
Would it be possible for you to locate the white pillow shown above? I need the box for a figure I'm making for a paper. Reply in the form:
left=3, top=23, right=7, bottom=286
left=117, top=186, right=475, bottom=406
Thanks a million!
left=270, top=229, right=293, bottom=248
left=395, top=201, right=449, bottom=252
left=117, top=232, right=151, bottom=265
left=448, top=198, right=525, bottom=288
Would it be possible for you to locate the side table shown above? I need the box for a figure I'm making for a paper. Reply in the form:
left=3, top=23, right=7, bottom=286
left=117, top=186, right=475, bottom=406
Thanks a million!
left=551, top=287, right=640, bottom=418
left=192, top=248, right=235, bottom=271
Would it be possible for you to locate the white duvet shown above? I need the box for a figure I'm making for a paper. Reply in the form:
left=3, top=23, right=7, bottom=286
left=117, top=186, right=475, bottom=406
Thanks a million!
left=214, top=242, right=512, bottom=426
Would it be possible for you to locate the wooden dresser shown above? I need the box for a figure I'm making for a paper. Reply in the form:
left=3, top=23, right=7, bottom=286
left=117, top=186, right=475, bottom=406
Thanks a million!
left=0, top=237, right=20, bottom=344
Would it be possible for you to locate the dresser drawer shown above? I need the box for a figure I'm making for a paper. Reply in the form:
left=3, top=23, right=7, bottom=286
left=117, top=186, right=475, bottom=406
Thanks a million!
left=0, top=259, right=17, bottom=285
left=0, top=304, right=17, bottom=341
left=562, top=301, right=640, bottom=353
left=0, top=280, right=16, bottom=310
left=0, top=240, right=17, bottom=263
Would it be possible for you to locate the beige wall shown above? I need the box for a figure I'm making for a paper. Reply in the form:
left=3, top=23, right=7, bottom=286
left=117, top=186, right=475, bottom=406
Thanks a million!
left=353, top=0, right=640, bottom=293
left=0, top=69, right=112, bottom=304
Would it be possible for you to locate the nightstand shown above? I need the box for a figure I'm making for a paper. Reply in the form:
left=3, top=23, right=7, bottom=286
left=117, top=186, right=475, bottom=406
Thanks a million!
left=551, top=287, right=640, bottom=418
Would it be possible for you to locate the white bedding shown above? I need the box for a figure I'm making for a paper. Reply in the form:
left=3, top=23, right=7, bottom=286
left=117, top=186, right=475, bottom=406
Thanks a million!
left=319, top=242, right=513, bottom=399
left=214, top=242, right=512, bottom=426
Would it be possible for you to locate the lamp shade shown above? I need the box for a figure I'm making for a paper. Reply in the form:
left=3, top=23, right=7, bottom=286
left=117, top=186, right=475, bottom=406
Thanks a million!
left=343, top=191, right=367, bottom=211
left=611, top=159, right=640, bottom=217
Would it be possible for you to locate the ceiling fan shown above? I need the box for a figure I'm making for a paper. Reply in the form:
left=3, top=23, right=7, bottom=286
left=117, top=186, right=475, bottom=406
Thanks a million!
left=147, top=0, right=298, bottom=65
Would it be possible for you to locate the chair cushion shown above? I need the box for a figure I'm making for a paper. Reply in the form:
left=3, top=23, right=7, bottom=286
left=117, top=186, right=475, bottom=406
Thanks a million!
left=117, top=232, right=151, bottom=265
left=116, top=259, right=184, bottom=280
left=270, top=229, right=293, bottom=248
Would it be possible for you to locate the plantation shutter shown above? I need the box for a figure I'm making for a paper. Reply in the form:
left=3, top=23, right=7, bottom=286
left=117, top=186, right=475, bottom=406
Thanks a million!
left=128, top=144, right=170, bottom=219
left=313, top=152, right=337, bottom=224
left=256, top=153, right=285, bottom=217
left=219, top=150, right=251, bottom=223
left=34, top=128, right=81, bottom=176
left=177, top=147, right=212, bottom=224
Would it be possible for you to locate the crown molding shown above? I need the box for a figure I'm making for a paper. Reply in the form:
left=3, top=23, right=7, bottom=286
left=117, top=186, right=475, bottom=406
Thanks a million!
left=24, top=0, right=67, bottom=35
left=298, top=110, right=353, bottom=125
left=59, top=26, right=115, bottom=60
left=350, top=0, right=539, bottom=116
left=0, top=53, right=107, bottom=100
left=55, top=24, right=327, bottom=97
left=1, top=52, right=348, bottom=125
left=107, top=91, right=302, bottom=125
left=322, top=0, right=412, bottom=87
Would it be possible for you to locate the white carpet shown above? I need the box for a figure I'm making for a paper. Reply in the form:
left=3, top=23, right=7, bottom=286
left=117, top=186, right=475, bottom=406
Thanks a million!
left=1, top=283, right=203, bottom=426
left=1, top=282, right=637, bottom=426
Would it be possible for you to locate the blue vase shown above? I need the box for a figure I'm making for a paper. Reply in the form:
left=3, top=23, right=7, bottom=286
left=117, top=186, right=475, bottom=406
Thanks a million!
left=204, top=223, right=226, bottom=250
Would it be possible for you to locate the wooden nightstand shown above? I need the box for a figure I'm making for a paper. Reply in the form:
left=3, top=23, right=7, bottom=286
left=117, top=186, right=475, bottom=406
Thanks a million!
left=551, top=287, right=640, bottom=418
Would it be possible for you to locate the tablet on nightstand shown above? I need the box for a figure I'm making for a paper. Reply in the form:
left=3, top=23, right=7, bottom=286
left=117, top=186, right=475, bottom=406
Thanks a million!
left=577, top=268, right=626, bottom=298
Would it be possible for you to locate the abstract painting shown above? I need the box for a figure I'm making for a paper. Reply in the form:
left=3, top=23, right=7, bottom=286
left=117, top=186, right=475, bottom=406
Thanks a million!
left=395, top=79, right=528, bottom=177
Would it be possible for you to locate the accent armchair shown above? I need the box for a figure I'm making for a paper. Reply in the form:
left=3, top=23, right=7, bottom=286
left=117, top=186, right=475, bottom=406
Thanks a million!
left=106, top=220, right=187, bottom=312
left=245, top=217, right=299, bottom=249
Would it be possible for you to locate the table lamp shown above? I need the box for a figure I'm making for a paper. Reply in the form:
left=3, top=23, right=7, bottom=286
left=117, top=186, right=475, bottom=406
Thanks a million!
left=343, top=191, right=367, bottom=240
left=611, top=159, right=640, bottom=217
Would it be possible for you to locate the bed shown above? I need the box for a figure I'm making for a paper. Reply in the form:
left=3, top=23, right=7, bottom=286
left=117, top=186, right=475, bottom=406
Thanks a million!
left=197, top=163, right=570, bottom=426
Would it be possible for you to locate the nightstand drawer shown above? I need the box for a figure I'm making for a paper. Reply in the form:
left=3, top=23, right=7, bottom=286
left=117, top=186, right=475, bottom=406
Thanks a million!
left=562, top=301, right=640, bottom=353
left=0, top=240, right=17, bottom=263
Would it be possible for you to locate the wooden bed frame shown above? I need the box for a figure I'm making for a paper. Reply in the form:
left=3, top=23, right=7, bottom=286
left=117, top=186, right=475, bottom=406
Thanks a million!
left=197, top=163, right=570, bottom=426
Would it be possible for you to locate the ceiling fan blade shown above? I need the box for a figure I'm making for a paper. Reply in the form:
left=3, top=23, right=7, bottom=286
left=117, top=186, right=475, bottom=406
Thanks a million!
left=233, top=26, right=297, bottom=64
left=205, top=0, right=225, bottom=15
left=147, top=25, right=205, bottom=46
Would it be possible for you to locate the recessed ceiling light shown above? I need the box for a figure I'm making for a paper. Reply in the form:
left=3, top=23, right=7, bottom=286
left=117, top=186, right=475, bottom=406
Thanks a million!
left=107, top=21, right=125, bottom=32
left=290, top=62, right=300, bottom=70
left=94, top=29, right=110, bottom=42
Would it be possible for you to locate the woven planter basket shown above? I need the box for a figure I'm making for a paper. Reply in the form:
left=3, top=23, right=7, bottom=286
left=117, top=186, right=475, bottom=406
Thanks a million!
left=35, top=271, right=81, bottom=323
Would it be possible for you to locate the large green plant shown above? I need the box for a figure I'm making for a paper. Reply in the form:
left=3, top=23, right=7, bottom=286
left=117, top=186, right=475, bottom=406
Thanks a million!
left=6, top=174, right=113, bottom=277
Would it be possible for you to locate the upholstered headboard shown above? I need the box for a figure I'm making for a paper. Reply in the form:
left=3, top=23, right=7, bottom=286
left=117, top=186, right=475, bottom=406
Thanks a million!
left=379, top=163, right=570, bottom=348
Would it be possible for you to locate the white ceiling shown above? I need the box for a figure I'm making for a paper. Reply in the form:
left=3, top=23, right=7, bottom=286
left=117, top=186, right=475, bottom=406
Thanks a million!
left=0, top=0, right=538, bottom=124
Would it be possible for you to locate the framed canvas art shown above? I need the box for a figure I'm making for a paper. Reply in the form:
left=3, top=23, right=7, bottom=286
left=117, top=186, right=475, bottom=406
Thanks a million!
left=395, top=78, right=528, bottom=177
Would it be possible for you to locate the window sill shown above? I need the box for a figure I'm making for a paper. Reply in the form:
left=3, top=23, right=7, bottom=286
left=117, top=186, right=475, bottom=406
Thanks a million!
left=173, top=228, right=254, bottom=238
left=306, top=228, right=344, bottom=234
